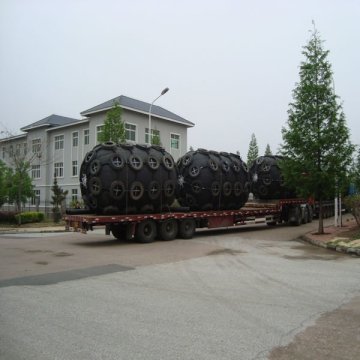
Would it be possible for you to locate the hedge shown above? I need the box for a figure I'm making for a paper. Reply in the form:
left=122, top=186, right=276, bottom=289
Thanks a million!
left=14, top=212, right=45, bottom=224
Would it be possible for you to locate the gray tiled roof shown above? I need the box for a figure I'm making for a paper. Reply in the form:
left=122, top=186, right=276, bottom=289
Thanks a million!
left=81, top=95, right=194, bottom=127
left=21, top=114, right=81, bottom=131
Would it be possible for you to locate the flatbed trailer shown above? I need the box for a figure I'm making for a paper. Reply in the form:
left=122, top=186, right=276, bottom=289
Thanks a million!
left=64, top=198, right=314, bottom=243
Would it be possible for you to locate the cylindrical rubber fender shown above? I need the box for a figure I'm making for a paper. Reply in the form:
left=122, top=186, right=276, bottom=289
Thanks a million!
left=249, top=155, right=296, bottom=200
left=177, top=149, right=249, bottom=211
left=79, top=143, right=178, bottom=214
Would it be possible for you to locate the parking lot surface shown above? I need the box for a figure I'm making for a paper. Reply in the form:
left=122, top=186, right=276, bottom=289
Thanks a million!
left=0, top=221, right=359, bottom=359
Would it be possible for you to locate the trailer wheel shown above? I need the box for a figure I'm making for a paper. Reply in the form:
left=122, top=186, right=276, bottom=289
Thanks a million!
left=158, top=219, right=178, bottom=241
left=307, top=205, right=313, bottom=223
left=289, top=206, right=302, bottom=226
left=135, top=220, right=156, bottom=243
left=302, top=206, right=309, bottom=224
left=179, top=218, right=196, bottom=239
left=111, top=224, right=132, bottom=241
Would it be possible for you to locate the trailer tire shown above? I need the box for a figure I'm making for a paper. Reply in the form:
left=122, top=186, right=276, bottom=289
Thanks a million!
left=289, top=206, right=302, bottom=226
left=302, top=206, right=309, bottom=224
left=111, top=224, right=132, bottom=241
left=179, top=218, right=196, bottom=239
left=158, top=219, right=178, bottom=241
left=307, top=205, right=313, bottom=222
left=135, top=220, right=156, bottom=243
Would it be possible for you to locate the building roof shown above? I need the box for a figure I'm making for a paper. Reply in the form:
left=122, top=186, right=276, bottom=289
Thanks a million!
left=21, top=114, right=81, bottom=132
left=81, top=95, right=194, bottom=127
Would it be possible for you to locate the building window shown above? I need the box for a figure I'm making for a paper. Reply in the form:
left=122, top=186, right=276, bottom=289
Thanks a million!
left=72, top=160, right=78, bottom=176
left=16, top=143, right=21, bottom=156
left=32, top=139, right=41, bottom=153
left=55, top=135, right=64, bottom=150
left=31, top=189, right=40, bottom=206
left=84, top=129, right=90, bottom=145
left=54, top=162, right=64, bottom=178
left=170, top=134, right=180, bottom=149
left=145, top=128, right=160, bottom=144
left=23, top=142, right=27, bottom=155
left=2, top=147, right=5, bottom=158
left=72, top=132, right=79, bottom=147
left=96, top=125, right=104, bottom=143
left=31, top=165, right=41, bottom=179
left=9, top=145, right=13, bottom=157
left=125, top=123, right=136, bottom=142
left=71, top=189, right=78, bottom=202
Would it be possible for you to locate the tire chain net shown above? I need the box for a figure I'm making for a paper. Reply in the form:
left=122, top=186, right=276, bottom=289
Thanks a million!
left=79, top=142, right=177, bottom=214
left=249, top=155, right=296, bottom=200
left=176, top=149, right=250, bottom=211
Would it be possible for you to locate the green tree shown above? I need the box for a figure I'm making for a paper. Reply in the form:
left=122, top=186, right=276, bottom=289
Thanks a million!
left=151, top=129, right=162, bottom=146
left=7, top=160, right=34, bottom=215
left=98, top=101, right=126, bottom=143
left=0, top=160, right=10, bottom=207
left=51, top=176, right=68, bottom=222
left=264, top=144, right=272, bottom=156
left=247, top=133, right=259, bottom=167
left=349, top=147, right=360, bottom=193
left=281, top=25, right=354, bottom=234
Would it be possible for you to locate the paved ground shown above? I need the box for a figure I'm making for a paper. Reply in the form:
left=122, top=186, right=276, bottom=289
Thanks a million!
left=0, top=218, right=359, bottom=360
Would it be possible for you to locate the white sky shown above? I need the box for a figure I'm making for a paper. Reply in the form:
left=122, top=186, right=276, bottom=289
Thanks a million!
left=0, top=0, right=359, bottom=158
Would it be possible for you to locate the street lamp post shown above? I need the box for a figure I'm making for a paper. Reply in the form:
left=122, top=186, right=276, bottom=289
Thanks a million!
left=148, top=87, right=169, bottom=145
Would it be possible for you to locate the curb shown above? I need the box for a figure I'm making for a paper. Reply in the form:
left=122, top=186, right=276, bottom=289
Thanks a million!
left=301, top=234, right=360, bottom=257
left=0, top=228, right=68, bottom=235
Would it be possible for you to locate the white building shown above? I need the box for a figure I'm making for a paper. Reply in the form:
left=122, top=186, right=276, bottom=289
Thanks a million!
left=0, top=95, right=194, bottom=214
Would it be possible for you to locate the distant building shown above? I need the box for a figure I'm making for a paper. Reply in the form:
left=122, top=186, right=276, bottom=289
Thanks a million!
left=0, top=95, right=194, bottom=214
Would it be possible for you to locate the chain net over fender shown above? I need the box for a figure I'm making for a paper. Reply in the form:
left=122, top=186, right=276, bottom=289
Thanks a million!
left=177, top=149, right=250, bottom=211
left=79, top=143, right=177, bottom=214
left=249, top=155, right=296, bottom=200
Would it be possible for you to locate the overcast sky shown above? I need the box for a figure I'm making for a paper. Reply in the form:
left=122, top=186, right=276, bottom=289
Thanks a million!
left=0, top=0, right=359, bottom=158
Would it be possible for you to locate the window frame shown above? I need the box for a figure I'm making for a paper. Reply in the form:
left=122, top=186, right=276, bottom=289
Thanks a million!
left=72, top=160, right=78, bottom=177
left=170, top=133, right=180, bottom=150
left=31, top=164, right=41, bottom=179
left=31, top=189, right=41, bottom=206
left=32, top=138, right=41, bottom=153
left=72, top=131, right=79, bottom=147
left=96, top=125, right=104, bottom=144
left=54, top=162, right=64, bottom=178
left=54, top=134, right=64, bottom=150
left=71, top=188, right=78, bottom=202
left=125, top=122, right=137, bottom=142
left=84, top=129, right=90, bottom=145
left=145, top=128, right=160, bottom=144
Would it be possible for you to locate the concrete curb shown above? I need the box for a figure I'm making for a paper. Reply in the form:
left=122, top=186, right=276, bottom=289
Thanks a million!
left=301, top=234, right=360, bottom=257
left=0, top=228, right=68, bottom=235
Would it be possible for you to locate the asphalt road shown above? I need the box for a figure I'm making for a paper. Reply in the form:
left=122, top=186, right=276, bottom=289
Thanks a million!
left=0, top=220, right=359, bottom=360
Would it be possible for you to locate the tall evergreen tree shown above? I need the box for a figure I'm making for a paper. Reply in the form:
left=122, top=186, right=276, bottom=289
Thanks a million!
left=281, top=25, right=354, bottom=234
left=98, top=101, right=126, bottom=143
left=51, top=176, right=68, bottom=222
left=247, top=133, right=259, bottom=166
left=349, top=147, right=360, bottom=193
left=264, top=144, right=272, bottom=156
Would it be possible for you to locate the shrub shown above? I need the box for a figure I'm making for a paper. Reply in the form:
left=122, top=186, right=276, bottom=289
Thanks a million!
left=343, top=194, right=360, bottom=226
left=0, top=211, right=19, bottom=223
left=14, top=212, right=45, bottom=224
